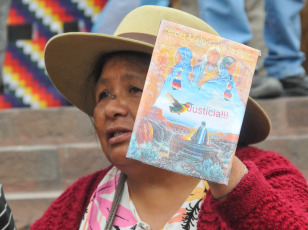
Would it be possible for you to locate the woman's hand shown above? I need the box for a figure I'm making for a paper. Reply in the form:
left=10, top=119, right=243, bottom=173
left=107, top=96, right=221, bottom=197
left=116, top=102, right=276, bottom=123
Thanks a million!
left=208, top=156, right=247, bottom=200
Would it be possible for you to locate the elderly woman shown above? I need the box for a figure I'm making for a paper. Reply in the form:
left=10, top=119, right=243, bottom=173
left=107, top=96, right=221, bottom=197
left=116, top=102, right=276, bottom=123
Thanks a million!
left=31, top=6, right=308, bottom=230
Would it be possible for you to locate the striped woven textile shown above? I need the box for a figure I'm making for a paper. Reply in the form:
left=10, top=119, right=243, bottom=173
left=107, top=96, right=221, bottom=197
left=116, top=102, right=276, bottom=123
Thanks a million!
left=0, top=0, right=107, bottom=109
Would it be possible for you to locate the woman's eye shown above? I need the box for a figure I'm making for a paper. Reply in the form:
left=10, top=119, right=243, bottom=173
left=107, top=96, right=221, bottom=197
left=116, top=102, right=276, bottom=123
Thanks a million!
left=130, top=87, right=143, bottom=94
left=98, top=90, right=110, bottom=102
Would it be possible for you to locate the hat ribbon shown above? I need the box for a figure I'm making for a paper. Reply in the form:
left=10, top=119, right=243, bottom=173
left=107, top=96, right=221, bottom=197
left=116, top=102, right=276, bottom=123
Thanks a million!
left=117, top=32, right=157, bottom=45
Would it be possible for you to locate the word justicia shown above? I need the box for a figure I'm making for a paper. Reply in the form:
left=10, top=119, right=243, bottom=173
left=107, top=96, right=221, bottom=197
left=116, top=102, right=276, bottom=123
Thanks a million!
left=187, top=105, right=229, bottom=119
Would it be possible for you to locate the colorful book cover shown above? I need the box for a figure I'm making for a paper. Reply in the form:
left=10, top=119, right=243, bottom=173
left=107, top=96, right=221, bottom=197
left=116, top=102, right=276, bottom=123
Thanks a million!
left=126, top=20, right=260, bottom=185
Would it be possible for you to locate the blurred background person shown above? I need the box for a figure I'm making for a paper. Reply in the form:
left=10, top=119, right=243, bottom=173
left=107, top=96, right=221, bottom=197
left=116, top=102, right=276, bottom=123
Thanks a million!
left=91, top=0, right=171, bottom=35
left=197, top=0, right=308, bottom=98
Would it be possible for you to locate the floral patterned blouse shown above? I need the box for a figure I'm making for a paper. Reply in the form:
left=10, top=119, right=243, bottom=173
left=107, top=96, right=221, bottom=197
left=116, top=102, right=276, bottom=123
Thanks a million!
left=79, top=166, right=208, bottom=230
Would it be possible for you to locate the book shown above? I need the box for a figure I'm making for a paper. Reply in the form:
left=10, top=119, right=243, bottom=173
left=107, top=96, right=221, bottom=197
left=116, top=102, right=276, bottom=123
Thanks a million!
left=126, top=20, right=260, bottom=185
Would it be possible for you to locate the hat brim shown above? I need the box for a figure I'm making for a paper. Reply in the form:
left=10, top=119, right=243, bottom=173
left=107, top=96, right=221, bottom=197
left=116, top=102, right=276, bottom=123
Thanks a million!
left=239, top=97, right=270, bottom=145
left=45, top=32, right=154, bottom=115
left=45, top=32, right=270, bottom=145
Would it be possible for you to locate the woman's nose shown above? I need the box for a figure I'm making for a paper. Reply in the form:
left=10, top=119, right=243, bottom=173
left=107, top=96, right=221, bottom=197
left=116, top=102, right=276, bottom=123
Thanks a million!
left=104, top=94, right=129, bottom=119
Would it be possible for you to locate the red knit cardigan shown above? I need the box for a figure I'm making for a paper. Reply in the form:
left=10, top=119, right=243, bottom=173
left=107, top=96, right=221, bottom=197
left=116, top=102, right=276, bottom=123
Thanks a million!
left=31, top=146, right=308, bottom=229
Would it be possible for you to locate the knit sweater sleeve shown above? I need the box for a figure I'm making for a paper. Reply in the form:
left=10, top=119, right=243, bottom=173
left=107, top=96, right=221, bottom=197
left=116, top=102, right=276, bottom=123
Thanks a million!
left=30, top=166, right=112, bottom=230
left=198, top=146, right=308, bottom=230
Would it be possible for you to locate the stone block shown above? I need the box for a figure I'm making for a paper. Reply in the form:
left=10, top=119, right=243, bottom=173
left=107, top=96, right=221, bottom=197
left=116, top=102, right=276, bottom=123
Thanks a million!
left=256, top=98, right=286, bottom=136
left=257, top=97, right=308, bottom=136
left=254, top=136, right=308, bottom=178
left=301, top=170, right=308, bottom=182
left=286, top=99, right=308, bottom=129
left=7, top=197, right=54, bottom=230
left=0, top=107, right=96, bottom=146
left=58, top=143, right=110, bottom=188
left=0, top=146, right=60, bottom=192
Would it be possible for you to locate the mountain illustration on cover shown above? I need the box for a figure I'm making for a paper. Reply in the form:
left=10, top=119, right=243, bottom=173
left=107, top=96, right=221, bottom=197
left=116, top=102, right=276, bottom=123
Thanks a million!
left=127, top=20, right=260, bottom=185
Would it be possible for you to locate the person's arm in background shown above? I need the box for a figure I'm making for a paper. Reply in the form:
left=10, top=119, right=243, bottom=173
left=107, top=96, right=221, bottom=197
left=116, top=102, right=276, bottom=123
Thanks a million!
left=0, top=184, right=16, bottom=230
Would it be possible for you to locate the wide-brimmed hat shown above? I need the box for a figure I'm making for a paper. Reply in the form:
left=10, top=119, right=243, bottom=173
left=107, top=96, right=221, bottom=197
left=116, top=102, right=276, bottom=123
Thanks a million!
left=44, top=5, right=270, bottom=145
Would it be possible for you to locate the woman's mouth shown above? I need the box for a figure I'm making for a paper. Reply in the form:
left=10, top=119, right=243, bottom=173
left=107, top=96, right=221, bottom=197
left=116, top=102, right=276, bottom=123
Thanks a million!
left=113, top=131, right=126, bottom=137
left=107, top=128, right=132, bottom=145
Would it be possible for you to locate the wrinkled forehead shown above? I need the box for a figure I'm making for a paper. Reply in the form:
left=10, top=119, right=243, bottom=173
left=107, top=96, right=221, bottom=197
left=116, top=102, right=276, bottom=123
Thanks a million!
left=94, top=52, right=151, bottom=86
left=106, top=51, right=151, bottom=65
left=91, top=51, right=151, bottom=85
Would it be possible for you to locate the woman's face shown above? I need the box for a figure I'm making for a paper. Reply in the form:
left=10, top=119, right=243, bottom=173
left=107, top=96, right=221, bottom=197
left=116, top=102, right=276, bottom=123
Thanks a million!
left=227, top=62, right=237, bottom=75
left=93, top=54, right=148, bottom=167
left=207, top=49, right=220, bottom=66
left=175, top=51, right=183, bottom=64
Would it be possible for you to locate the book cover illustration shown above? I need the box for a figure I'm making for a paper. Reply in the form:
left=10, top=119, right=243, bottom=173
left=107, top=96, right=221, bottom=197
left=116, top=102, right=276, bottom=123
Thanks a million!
left=126, top=20, right=260, bottom=185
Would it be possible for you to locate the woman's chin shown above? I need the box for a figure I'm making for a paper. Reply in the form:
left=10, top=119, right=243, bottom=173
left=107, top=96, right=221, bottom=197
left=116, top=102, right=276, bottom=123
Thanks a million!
left=107, top=144, right=133, bottom=166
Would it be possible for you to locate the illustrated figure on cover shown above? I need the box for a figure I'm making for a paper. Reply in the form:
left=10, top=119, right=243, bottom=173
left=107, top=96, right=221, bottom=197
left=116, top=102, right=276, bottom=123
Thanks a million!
left=191, top=121, right=209, bottom=145
left=154, top=47, right=194, bottom=115
left=193, top=47, right=221, bottom=90
left=221, top=56, right=237, bottom=101
left=167, top=47, right=194, bottom=90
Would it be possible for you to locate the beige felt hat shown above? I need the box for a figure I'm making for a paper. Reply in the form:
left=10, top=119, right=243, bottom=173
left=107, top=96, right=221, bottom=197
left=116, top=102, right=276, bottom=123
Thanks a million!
left=44, top=5, right=270, bottom=145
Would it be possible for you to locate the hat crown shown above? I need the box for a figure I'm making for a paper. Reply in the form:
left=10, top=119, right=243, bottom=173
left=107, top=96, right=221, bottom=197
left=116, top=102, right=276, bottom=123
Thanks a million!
left=114, top=5, right=218, bottom=38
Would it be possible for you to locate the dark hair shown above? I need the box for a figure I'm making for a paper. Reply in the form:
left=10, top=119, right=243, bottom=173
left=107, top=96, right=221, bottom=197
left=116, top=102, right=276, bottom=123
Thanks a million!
left=222, top=56, right=236, bottom=68
left=83, top=51, right=152, bottom=114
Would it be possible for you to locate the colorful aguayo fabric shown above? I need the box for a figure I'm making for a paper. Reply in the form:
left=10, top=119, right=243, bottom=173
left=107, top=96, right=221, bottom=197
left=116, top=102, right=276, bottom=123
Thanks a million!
left=0, top=0, right=107, bottom=109
left=79, top=166, right=208, bottom=229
